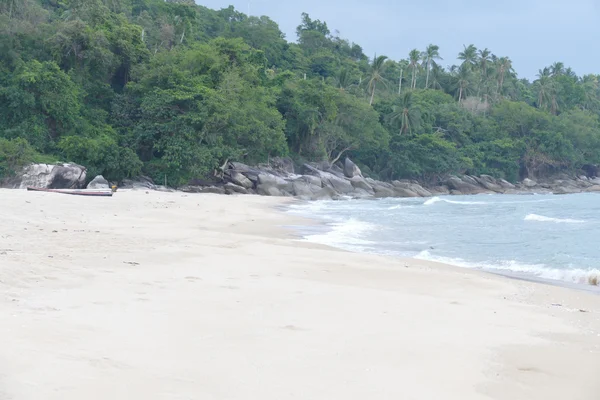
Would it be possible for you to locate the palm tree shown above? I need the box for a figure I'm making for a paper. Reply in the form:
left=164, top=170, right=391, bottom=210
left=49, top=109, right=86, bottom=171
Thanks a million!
left=368, top=55, right=388, bottom=105
left=478, top=48, right=492, bottom=76
left=581, top=75, right=599, bottom=110
left=408, top=49, right=420, bottom=89
left=496, top=56, right=513, bottom=96
left=429, top=64, right=444, bottom=90
left=458, top=44, right=478, bottom=69
left=389, top=91, right=421, bottom=134
left=421, top=44, right=442, bottom=89
left=534, top=68, right=554, bottom=110
left=550, top=62, right=565, bottom=77
left=336, top=67, right=352, bottom=91
left=453, top=64, right=471, bottom=102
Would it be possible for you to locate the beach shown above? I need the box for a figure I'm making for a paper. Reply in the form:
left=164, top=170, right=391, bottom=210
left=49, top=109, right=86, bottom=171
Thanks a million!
left=0, top=189, right=599, bottom=400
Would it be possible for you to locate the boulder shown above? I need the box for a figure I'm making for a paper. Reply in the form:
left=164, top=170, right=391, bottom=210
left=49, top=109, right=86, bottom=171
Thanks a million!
left=552, top=186, right=581, bottom=195
left=270, top=157, right=295, bottom=174
left=318, top=172, right=354, bottom=194
left=257, top=173, right=293, bottom=192
left=180, top=185, right=226, bottom=195
left=522, top=178, right=537, bottom=188
left=291, top=180, right=322, bottom=198
left=229, top=171, right=254, bottom=189
left=497, top=179, right=516, bottom=189
left=224, top=182, right=249, bottom=194
left=372, top=185, right=396, bottom=198
left=350, top=176, right=374, bottom=194
left=5, top=163, right=87, bottom=189
left=474, top=175, right=504, bottom=193
left=445, top=176, right=488, bottom=195
left=408, top=183, right=432, bottom=197
left=393, top=187, right=420, bottom=198
left=311, top=186, right=339, bottom=201
left=343, top=157, right=363, bottom=178
left=120, top=176, right=156, bottom=190
left=87, top=175, right=109, bottom=189
left=351, top=188, right=373, bottom=199
left=585, top=185, right=600, bottom=192
left=256, top=184, right=284, bottom=197
left=429, top=185, right=450, bottom=195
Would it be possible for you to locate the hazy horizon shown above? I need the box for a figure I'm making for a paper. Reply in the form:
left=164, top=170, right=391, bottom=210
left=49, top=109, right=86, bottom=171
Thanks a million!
left=195, top=0, right=598, bottom=80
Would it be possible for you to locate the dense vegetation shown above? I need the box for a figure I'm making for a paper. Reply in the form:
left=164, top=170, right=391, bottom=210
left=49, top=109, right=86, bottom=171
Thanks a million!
left=2, top=0, right=600, bottom=185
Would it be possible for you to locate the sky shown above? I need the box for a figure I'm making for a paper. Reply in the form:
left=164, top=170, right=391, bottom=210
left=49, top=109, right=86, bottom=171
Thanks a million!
left=196, top=0, right=599, bottom=80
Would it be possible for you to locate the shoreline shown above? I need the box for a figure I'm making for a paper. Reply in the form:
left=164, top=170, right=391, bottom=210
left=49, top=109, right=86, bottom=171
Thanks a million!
left=284, top=196, right=600, bottom=293
left=1, top=189, right=599, bottom=399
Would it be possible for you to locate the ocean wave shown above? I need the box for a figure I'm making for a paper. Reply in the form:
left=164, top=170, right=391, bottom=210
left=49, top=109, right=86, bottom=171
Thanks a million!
left=302, top=218, right=377, bottom=248
left=414, top=251, right=600, bottom=287
left=423, top=196, right=486, bottom=206
left=524, top=214, right=585, bottom=224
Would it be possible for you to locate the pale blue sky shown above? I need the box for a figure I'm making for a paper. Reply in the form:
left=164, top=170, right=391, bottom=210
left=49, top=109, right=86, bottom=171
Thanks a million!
left=196, top=0, right=598, bottom=80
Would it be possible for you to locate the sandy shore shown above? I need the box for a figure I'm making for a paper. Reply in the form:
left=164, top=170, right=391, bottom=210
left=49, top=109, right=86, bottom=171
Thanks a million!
left=0, top=189, right=599, bottom=400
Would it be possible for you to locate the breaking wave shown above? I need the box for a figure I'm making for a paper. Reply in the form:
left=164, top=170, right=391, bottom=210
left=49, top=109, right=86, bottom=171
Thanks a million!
left=524, top=214, right=585, bottom=224
left=424, top=196, right=486, bottom=206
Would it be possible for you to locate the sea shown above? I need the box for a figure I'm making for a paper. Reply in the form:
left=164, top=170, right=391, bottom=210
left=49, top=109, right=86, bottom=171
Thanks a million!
left=287, top=193, right=600, bottom=290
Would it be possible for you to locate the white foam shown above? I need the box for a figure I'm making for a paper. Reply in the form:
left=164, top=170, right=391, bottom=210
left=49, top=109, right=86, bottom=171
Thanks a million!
left=524, top=214, right=585, bottom=224
left=424, top=196, right=486, bottom=206
left=414, top=251, right=600, bottom=287
left=302, top=218, right=377, bottom=249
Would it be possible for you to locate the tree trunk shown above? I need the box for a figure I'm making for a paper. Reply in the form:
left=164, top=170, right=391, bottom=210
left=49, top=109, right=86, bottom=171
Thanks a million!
left=398, top=69, right=403, bottom=94
left=425, top=59, right=430, bottom=88
left=459, top=87, right=463, bottom=102
left=330, top=146, right=352, bottom=166
left=369, top=83, right=376, bottom=105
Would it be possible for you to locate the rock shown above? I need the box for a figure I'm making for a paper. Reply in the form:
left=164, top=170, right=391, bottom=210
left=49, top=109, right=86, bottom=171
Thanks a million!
left=350, top=176, right=374, bottom=194
left=316, top=172, right=354, bottom=194
left=257, top=173, right=293, bottom=193
left=585, top=185, right=600, bottom=192
left=291, top=180, right=322, bottom=198
left=270, top=157, right=295, bottom=174
left=461, top=175, right=480, bottom=186
left=256, top=184, right=284, bottom=197
left=5, top=163, right=87, bottom=189
left=552, top=186, right=581, bottom=195
left=180, top=186, right=226, bottom=195
left=87, top=175, right=109, bottom=189
left=429, top=185, right=450, bottom=195
left=224, top=182, right=249, bottom=194
left=372, top=185, right=396, bottom=198
left=408, top=183, right=432, bottom=197
left=302, top=175, right=323, bottom=187
left=351, top=188, right=373, bottom=199
left=522, top=178, right=537, bottom=188
left=311, top=186, right=339, bottom=201
left=343, top=157, right=362, bottom=178
left=121, top=176, right=156, bottom=190
left=445, top=176, right=488, bottom=195
left=229, top=172, right=254, bottom=189
left=474, top=175, right=504, bottom=193
left=497, top=179, right=516, bottom=189
left=393, top=187, right=420, bottom=197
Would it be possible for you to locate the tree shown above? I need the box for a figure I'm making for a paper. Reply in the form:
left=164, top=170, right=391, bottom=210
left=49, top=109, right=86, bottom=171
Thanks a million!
left=458, top=44, right=478, bottom=69
left=408, top=48, right=420, bottom=89
left=389, top=91, right=421, bottom=134
left=368, top=55, right=388, bottom=105
left=495, top=56, right=513, bottom=95
left=453, top=64, right=471, bottom=102
left=422, top=44, right=442, bottom=89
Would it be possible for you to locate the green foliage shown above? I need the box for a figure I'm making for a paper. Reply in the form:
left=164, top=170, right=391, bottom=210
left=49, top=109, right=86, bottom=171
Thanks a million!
left=0, top=137, right=37, bottom=179
left=1, top=1, right=600, bottom=186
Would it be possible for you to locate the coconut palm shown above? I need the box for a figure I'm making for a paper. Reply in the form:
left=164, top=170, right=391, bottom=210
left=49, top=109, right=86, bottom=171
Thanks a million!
left=421, top=44, right=442, bottom=89
left=458, top=44, right=478, bottom=69
left=368, top=55, right=388, bottom=105
left=534, top=68, right=554, bottom=110
left=429, top=64, right=444, bottom=90
left=495, top=56, right=513, bottom=95
left=550, top=62, right=565, bottom=77
left=478, top=48, right=492, bottom=75
left=389, top=91, right=421, bottom=134
left=453, top=64, right=471, bottom=102
left=335, top=67, right=352, bottom=91
left=408, top=49, right=420, bottom=89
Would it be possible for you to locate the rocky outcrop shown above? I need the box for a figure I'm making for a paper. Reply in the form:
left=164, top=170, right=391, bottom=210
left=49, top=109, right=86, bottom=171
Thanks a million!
left=87, top=175, right=109, bottom=189
left=344, top=158, right=362, bottom=178
left=120, top=176, right=156, bottom=190
left=4, top=163, right=87, bottom=189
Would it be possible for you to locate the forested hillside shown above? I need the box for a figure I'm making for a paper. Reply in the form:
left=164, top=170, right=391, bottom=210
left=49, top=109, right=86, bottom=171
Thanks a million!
left=2, top=0, right=600, bottom=185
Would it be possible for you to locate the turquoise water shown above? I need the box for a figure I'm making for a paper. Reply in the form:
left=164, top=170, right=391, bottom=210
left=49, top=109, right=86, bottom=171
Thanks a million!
left=287, top=193, right=600, bottom=289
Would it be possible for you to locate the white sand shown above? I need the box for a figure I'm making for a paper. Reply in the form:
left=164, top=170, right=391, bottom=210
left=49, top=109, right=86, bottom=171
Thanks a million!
left=0, top=189, right=599, bottom=400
